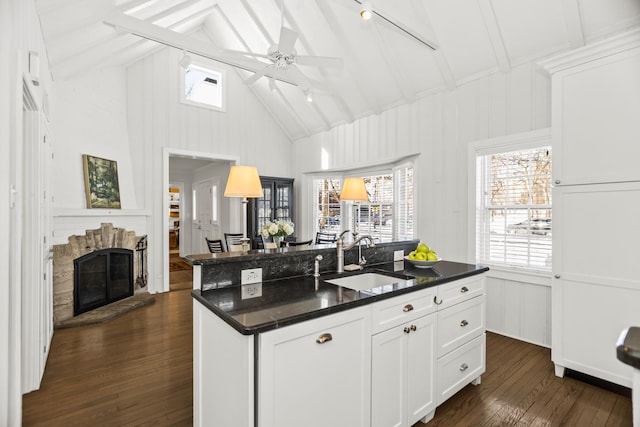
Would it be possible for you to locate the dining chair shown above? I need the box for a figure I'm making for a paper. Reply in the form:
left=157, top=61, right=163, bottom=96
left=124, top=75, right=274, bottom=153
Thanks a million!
left=282, top=239, right=313, bottom=247
left=315, top=232, right=337, bottom=244
left=205, top=238, right=224, bottom=253
left=224, top=233, right=245, bottom=252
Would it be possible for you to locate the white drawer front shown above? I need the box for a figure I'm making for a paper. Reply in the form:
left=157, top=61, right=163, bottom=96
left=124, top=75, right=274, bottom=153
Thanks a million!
left=437, top=276, right=485, bottom=310
left=437, top=334, right=485, bottom=405
left=372, top=287, right=438, bottom=334
left=437, top=295, right=485, bottom=357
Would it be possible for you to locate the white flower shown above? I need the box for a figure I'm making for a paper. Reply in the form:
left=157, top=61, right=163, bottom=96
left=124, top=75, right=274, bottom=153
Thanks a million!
left=283, top=222, right=294, bottom=235
left=268, top=223, right=278, bottom=235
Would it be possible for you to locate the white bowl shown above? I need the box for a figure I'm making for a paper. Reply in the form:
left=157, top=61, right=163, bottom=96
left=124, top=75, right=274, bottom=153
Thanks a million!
left=404, top=255, right=441, bottom=268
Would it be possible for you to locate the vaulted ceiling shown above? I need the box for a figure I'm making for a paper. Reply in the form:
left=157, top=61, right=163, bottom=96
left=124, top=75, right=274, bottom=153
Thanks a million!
left=36, top=0, right=640, bottom=140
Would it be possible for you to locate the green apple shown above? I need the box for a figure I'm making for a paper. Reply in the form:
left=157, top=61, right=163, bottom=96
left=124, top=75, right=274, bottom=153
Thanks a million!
left=416, top=252, right=427, bottom=261
left=416, top=243, right=430, bottom=253
left=426, top=252, right=438, bottom=261
left=408, top=251, right=417, bottom=260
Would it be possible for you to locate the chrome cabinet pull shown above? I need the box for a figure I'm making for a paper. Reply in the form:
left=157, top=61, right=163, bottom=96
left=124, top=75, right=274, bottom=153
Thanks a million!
left=433, top=296, right=443, bottom=305
left=554, top=274, right=561, bottom=279
left=403, top=304, right=414, bottom=312
left=460, top=286, right=469, bottom=293
left=404, top=327, right=411, bottom=334
left=460, top=363, right=469, bottom=372
left=555, top=179, right=561, bottom=185
left=316, top=333, right=332, bottom=344
left=410, top=324, right=417, bottom=331
left=460, top=320, right=469, bottom=327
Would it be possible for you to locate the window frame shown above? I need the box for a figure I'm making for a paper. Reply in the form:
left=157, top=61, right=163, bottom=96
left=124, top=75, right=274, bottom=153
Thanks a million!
left=179, top=60, right=226, bottom=112
left=311, top=159, right=415, bottom=243
left=467, top=128, right=552, bottom=273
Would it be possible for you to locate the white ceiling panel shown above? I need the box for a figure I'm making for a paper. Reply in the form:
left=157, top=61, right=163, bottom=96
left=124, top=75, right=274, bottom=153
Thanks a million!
left=34, top=0, right=640, bottom=140
left=425, top=0, right=499, bottom=80
left=492, top=0, right=571, bottom=62
left=579, top=0, right=640, bottom=40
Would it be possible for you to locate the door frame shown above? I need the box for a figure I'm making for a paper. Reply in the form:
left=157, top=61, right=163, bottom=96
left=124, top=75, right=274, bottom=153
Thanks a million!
left=162, top=148, right=238, bottom=292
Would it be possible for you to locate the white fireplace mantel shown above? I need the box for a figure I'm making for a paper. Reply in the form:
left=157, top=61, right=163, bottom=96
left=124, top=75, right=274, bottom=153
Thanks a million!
left=52, top=208, right=151, bottom=245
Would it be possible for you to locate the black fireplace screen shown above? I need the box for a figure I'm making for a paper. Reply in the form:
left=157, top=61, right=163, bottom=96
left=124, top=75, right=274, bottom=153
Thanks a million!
left=73, top=248, right=134, bottom=316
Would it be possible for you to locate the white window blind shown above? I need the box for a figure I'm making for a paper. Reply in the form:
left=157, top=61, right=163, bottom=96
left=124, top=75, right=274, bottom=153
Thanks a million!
left=314, top=178, right=342, bottom=235
left=313, top=162, right=414, bottom=243
left=476, top=147, right=552, bottom=271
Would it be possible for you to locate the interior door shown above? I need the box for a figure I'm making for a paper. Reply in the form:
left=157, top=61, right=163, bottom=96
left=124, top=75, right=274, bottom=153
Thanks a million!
left=192, top=179, right=219, bottom=254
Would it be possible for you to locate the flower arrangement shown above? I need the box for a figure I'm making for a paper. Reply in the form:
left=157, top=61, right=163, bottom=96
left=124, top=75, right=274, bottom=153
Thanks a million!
left=261, top=219, right=295, bottom=240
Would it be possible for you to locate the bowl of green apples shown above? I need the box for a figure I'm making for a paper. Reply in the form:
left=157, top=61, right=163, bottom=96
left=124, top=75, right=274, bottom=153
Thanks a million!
left=405, top=243, right=440, bottom=268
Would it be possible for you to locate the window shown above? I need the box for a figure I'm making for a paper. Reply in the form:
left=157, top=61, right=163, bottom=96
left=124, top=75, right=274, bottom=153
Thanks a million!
left=313, top=163, right=414, bottom=242
left=476, top=146, right=552, bottom=271
left=180, top=63, right=225, bottom=111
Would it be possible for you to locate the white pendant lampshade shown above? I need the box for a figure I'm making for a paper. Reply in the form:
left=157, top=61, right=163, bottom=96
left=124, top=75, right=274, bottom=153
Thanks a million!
left=340, top=177, right=369, bottom=201
left=224, top=166, right=264, bottom=198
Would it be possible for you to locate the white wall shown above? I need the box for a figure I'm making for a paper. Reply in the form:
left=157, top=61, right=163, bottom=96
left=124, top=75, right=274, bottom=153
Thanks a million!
left=293, top=61, right=550, bottom=263
left=126, top=44, right=292, bottom=292
left=292, top=61, right=553, bottom=346
left=51, top=67, right=137, bottom=209
left=2, top=0, right=53, bottom=423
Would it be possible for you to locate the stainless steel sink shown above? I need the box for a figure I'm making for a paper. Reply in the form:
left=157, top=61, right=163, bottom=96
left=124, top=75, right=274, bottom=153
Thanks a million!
left=324, top=272, right=409, bottom=291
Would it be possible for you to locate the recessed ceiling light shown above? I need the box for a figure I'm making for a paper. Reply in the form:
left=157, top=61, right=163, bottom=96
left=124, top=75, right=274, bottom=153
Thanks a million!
left=360, top=2, right=373, bottom=20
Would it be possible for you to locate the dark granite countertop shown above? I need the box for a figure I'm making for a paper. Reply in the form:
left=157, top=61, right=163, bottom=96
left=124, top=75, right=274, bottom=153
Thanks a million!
left=192, top=260, right=489, bottom=335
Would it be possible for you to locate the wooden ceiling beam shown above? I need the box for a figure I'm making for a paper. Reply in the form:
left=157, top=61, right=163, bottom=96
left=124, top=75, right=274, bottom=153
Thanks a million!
left=207, top=6, right=309, bottom=138
left=101, top=13, right=300, bottom=86
left=561, top=0, right=585, bottom=48
left=409, top=0, right=456, bottom=91
left=477, top=0, right=511, bottom=73
left=314, top=0, right=382, bottom=116
left=271, top=0, right=353, bottom=126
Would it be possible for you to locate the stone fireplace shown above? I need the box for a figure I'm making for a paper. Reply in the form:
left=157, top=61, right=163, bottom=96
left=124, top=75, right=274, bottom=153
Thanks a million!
left=53, top=223, right=148, bottom=325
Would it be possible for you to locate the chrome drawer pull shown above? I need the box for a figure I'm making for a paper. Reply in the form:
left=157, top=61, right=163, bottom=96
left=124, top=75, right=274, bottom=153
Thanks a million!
left=460, top=320, right=469, bottom=327
left=410, top=324, right=417, bottom=331
left=460, top=286, right=469, bottom=293
left=403, top=304, right=414, bottom=312
left=460, top=363, right=469, bottom=372
left=433, top=296, right=443, bottom=305
left=404, top=327, right=411, bottom=334
left=316, top=333, right=333, bottom=344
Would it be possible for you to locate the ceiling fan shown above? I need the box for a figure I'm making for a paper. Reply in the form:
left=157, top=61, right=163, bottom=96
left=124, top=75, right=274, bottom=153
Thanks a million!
left=224, top=1, right=343, bottom=90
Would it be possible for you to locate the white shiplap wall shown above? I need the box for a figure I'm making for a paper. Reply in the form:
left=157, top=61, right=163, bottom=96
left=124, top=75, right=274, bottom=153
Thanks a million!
left=126, top=45, right=293, bottom=292
left=3, top=0, right=55, bottom=422
left=292, top=60, right=552, bottom=346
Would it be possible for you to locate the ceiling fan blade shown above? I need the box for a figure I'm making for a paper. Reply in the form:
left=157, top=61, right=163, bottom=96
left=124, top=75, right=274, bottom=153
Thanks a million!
left=219, top=48, right=271, bottom=61
left=245, top=65, right=272, bottom=85
left=285, top=66, right=312, bottom=91
left=296, top=55, right=343, bottom=69
left=278, top=27, right=298, bottom=56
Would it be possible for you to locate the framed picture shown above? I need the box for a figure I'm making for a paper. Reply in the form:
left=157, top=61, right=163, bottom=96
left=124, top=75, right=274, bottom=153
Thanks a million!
left=82, top=154, right=121, bottom=209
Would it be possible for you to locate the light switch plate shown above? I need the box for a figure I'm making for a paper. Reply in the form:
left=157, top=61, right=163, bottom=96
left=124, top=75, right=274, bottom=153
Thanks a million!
left=241, top=268, right=262, bottom=285
left=394, top=250, right=404, bottom=261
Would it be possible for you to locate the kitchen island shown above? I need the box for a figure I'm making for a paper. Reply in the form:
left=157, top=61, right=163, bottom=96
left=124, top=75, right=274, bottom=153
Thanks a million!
left=189, top=243, right=488, bottom=427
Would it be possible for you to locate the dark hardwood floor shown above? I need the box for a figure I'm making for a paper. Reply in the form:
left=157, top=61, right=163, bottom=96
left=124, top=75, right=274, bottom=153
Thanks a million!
left=23, top=277, right=632, bottom=426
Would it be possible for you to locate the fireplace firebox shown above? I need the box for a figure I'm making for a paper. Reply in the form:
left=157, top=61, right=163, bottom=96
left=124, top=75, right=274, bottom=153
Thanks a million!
left=73, top=248, right=134, bottom=316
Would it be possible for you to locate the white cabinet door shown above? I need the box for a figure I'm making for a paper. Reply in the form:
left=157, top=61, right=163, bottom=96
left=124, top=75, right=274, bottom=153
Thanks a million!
left=552, top=183, right=640, bottom=386
left=372, top=323, right=407, bottom=427
left=406, top=313, right=437, bottom=425
left=371, top=313, right=436, bottom=427
left=549, top=37, right=640, bottom=186
left=258, top=307, right=371, bottom=427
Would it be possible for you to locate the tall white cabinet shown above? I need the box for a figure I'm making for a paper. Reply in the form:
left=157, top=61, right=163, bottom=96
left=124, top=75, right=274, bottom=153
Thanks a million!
left=541, top=29, right=640, bottom=387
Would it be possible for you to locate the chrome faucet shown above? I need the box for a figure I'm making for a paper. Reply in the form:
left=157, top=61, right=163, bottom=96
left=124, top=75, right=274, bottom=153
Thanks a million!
left=336, top=231, right=375, bottom=273
left=313, top=254, right=323, bottom=277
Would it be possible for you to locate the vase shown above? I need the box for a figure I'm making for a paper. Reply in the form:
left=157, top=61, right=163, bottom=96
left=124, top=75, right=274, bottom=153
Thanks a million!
left=272, top=236, right=282, bottom=248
